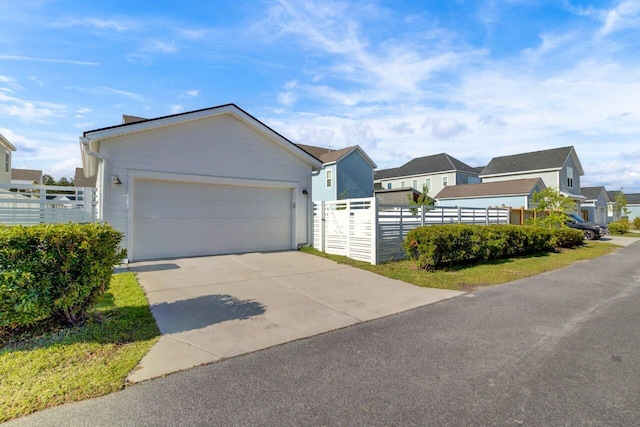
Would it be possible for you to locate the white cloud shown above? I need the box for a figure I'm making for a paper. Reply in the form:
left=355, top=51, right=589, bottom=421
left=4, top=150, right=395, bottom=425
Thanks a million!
left=53, top=17, right=130, bottom=32
left=422, top=117, right=470, bottom=140
left=170, top=104, right=183, bottom=114
left=180, top=89, right=200, bottom=98
left=0, top=55, right=99, bottom=66
left=149, top=40, right=178, bottom=54
left=597, top=1, right=640, bottom=38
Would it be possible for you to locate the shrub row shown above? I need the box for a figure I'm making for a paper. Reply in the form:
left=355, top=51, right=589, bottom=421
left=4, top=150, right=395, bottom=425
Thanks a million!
left=0, top=223, right=125, bottom=333
left=404, top=224, right=583, bottom=270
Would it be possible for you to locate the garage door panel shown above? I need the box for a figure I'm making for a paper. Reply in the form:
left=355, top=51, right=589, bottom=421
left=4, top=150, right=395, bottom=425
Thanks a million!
left=133, top=180, right=293, bottom=260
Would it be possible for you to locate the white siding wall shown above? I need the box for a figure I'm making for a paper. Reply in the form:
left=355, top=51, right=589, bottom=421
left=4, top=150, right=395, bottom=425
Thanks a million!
left=98, top=113, right=313, bottom=252
left=482, top=170, right=559, bottom=188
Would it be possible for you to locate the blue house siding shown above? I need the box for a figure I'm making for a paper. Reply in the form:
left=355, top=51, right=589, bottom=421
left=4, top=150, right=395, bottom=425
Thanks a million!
left=337, top=150, right=374, bottom=199
left=559, top=155, right=581, bottom=196
left=627, top=204, right=640, bottom=221
left=312, top=164, right=337, bottom=201
left=436, top=195, right=528, bottom=209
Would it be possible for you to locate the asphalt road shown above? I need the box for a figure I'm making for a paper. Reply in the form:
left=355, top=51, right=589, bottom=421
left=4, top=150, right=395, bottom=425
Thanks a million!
left=9, top=242, right=640, bottom=426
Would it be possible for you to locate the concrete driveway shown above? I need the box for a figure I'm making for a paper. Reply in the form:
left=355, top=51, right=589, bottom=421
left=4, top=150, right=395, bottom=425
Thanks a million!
left=127, top=251, right=463, bottom=382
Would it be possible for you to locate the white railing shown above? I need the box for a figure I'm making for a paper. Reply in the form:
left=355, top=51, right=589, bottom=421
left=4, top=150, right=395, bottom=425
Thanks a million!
left=0, top=184, right=98, bottom=225
left=314, top=198, right=509, bottom=264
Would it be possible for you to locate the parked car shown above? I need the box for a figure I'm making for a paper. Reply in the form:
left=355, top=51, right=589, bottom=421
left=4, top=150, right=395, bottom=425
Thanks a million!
left=565, top=213, right=605, bottom=240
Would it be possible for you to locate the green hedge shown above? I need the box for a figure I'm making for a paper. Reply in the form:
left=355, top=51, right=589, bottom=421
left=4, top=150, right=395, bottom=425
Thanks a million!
left=404, top=224, right=582, bottom=270
left=0, top=223, right=125, bottom=333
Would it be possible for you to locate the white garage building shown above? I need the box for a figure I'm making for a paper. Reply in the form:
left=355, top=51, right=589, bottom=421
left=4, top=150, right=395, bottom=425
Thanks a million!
left=80, top=104, right=322, bottom=261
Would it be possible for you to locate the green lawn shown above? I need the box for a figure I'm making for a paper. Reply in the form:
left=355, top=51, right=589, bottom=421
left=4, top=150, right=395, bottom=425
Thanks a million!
left=0, top=272, right=160, bottom=423
left=301, top=242, right=618, bottom=291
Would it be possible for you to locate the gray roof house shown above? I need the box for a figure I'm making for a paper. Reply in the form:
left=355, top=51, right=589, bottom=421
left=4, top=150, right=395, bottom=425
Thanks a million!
left=11, top=168, right=43, bottom=185
left=580, top=186, right=610, bottom=224
left=480, top=146, right=585, bottom=204
left=434, top=178, right=546, bottom=210
left=297, top=144, right=376, bottom=202
left=374, top=153, right=480, bottom=198
left=626, top=193, right=640, bottom=222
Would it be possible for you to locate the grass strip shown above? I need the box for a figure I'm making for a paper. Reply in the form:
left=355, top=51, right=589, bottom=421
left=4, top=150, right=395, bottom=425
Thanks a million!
left=301, top=242, right=618, bottom=291
left=0, top=272, right=159, bottom=422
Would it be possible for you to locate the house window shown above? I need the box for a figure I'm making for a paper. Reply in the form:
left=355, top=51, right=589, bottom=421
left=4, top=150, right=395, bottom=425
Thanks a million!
left=412, top=179, right=418, bottom=189
left=400, top=181, right=406, bottom=188
left=567, top=166, right=574, bottom=188
left=4, top=151, right=9, bottom=173
left=387, top=183, right=392, bottom=189
left=442, top=176, right=448, bottom=187
left=326, top=170, right=332, bottom=188
left=425, top=178, right=431, bottom=190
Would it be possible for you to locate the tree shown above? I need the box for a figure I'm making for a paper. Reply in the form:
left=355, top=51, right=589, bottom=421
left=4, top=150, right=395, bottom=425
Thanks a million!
left=613, top=190, right=630, bottom=219
left=43, top=174, right=55, bottom=185
left=407, top=184, right=435, bottom=215
left=529, top=187, right=576, bottom=228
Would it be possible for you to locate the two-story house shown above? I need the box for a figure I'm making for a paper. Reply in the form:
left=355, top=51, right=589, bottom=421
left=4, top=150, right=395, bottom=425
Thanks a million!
left=373, top=153, right=480, bottom=198
left=297, top=144, right=377, bottom=201
left=0, top=133, right=17, bottom=185
left=479, top=146, right=585, bottom=207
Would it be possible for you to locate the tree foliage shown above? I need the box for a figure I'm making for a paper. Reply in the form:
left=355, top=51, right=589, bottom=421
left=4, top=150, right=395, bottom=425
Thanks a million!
left=613, top=190, right=630, bottom=217
left=529, top=187, right=576, bottom=229
left=407, top=185, right=435, bottom=215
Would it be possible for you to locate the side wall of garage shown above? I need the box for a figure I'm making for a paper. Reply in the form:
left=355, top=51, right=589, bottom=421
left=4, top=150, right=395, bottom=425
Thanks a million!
left=97, top=113, right=314, bottom=260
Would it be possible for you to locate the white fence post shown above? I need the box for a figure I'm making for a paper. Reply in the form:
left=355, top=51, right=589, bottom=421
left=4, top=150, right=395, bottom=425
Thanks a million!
left=372, top=197, right=378, bottom=265
left=320, top=201, right=326, bottom=252
left=345, top=199, right=351, bottom=259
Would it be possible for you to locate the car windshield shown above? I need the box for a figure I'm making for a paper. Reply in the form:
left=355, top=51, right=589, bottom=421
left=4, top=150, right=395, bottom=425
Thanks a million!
left=568, top=213, right=586, bottom=223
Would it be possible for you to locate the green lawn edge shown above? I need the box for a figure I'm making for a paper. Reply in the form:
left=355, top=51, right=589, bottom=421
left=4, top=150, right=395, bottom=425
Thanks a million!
left=301, top=242, right=619, bottom=291
left=0, top=272, right=160, bottom=423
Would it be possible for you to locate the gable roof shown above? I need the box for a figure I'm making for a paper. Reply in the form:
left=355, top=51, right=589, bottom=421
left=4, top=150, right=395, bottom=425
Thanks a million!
left=435, top=178, right=545, bottom=200
left=296, top=144, right=376, bottom=168
left=74, top=168, right=97, bottom=187
left=480, top=146, right=583, bottom=177
left=0, top=132, right=17, bottom=151
left=11, top=168, right=42, bottom=183
left=374, top=153, right=477, bottom=180
left=581, top=186, right=608, bottom=201
left=80, top=104, right=322, bottom=178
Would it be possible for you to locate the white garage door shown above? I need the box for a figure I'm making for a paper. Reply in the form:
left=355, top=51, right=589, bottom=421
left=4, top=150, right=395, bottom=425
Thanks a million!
left=133, top=179, right=293, bottom=260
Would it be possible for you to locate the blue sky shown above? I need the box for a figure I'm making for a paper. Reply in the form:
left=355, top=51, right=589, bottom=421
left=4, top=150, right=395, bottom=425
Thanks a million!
left=1, top=0, right=639, bottom=192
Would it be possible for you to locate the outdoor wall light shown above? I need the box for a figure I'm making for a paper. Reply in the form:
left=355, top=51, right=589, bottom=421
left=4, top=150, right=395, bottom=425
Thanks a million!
left=302, top=188, right=308, bottom=195
left=112, top=175, right=122, bottom=187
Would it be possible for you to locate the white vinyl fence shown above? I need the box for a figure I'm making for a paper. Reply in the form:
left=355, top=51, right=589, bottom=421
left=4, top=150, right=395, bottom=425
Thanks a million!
left=314, top=198, right=509, bottom=264
left=0, top=184, right=98, bottom=225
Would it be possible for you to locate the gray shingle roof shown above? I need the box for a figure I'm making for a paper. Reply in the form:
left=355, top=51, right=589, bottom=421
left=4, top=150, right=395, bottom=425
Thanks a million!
left=74, top=168, right=97, bottom=187
left=581, top=186, right=607, bottom=201
left=374, top=153, right=477, bottom=180
left=481, top=146, right=576, bottom=176
left=625, top=193, right=640, bottom=204
left=435, top=178, right=544, bottom=199
left=296, top=144, right=354, bottom=164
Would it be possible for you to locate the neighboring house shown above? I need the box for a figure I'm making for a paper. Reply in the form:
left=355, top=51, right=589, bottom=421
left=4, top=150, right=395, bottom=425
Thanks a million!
left=0, top=133, right=17, bottom=185
left=73, top=167, right=97, bottom=187
left=480, top=146, right=585, bottom=207
left=580, top=186, right=610, bottom=224
left=297, top=144, right=376, bottom=201
left=11, top=168, right=43, bottom=185
left=608, top=191, right=640, bottom=222
left=626, top=193, right=640, bottom=222
left=434, top=178, right=546, bottom=210
left=80, top=104, right=322, bottom=261
left=374, top=153, right=480, bottom=198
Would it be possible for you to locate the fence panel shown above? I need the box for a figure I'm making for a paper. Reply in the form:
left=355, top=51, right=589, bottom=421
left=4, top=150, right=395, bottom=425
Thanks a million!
left=0, top=184, right=98, bottom=225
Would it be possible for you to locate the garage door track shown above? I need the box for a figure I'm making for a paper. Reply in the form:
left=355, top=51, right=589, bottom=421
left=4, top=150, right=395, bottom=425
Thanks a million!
left=127, top=251, right=463, bottom=382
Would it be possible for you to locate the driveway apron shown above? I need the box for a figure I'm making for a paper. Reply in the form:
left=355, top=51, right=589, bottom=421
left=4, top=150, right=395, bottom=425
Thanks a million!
left=127, top=251, right=463, bottom=382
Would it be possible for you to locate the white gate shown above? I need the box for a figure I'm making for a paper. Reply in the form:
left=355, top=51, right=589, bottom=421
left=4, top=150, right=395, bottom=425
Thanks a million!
left=313, top=198, right=509, bottom=264
left=0, top=184, right=98, bottom=225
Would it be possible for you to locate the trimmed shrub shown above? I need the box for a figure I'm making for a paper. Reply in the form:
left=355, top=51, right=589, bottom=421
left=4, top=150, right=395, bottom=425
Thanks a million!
left=550, top=227, right=584, bottom=248
left=633, top=217, right=640, bottom=230
left=404, top=224, right=556, bottom=270
left=608, top=219, right=631, bottom=235
left=0, top=223, right=125, bottom=334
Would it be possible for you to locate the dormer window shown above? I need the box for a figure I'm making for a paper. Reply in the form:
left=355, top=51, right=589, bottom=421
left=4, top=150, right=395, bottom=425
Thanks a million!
left=567, top=166, right=573, bottom=188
